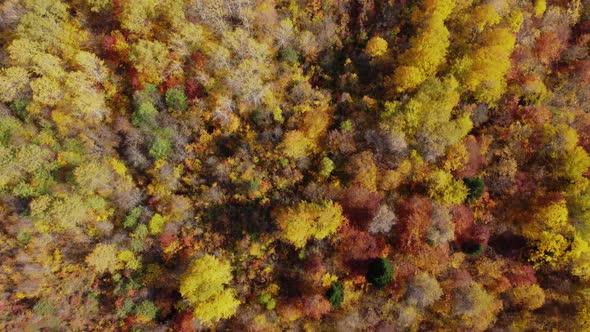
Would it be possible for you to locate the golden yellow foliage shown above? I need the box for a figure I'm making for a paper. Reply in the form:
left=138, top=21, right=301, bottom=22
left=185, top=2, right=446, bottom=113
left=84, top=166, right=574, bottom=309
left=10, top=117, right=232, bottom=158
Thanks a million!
left=365, top=37, right=388, bottom=57
left=283, top=130, right=313, bottom=159
left=457, top=27, right=516, bottom=104
left=426, top=169, right=468, bottom=205
left=533, top=0, right=546, bottom=18
left=86, top=243, right=118, bottom=273
left=508, top=284, right=546, bottom=310
left=523, top=199, right=574, bottom=267
left=180, top=255, right=240, bottom=324
left=393, top=0, right=455, bottom=92
left=275, top=201, right=345, bottom=248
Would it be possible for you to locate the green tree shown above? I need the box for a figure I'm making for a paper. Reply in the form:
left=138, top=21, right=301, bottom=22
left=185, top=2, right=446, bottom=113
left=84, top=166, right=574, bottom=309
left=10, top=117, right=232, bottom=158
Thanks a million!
left=463, top=177, right=485, bottom=202
left=325, top=282, right=344, bottom=308
left=367, top=257, right=394, bottom=288
left=165, top=87, right=189, bottom=112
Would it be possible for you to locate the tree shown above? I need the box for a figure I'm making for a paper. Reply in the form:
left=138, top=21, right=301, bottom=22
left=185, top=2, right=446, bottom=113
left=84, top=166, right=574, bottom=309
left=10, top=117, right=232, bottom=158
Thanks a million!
left=132, top=101, right=158, bottom=126
left=368, top=205, right=397, bottom=235
left=381, top=77, right=472, bottom=162
left=135, top=300, right=158, bottom=322
left=391, top=0, right=455, bottom=92
left=427, top=203, right=455, bottom=246
left=405, top=273, right=443, bottom=309
left=74, top=161, right=114, bottom=195
left=30, top=193, right=94, bottom=233
left=522, top=199, right=574, bottom=267
left=319, top=157, right=335, bottom=178
left=453, top=282, right=502, bottom=331
left=462, top=241, right=484, bottom=256
left=396, top=195, right=432, bottom=253
left=179, top=255, right=240, bottom=324
left=0, top=66, right=29, bottom=102
left=275, top=201, right=345, bottom=248
left=426, top=169, right=468, bottom=205
left=282, top=130, right=312, bottom=159
left=149, top=129, right=173, bottom=160
left=166, top=87, right=189, bottom=112
left=506, top=284, right=545, bottom=310
left=120, top=0, right=159, bottom=34
left=455, top=27, right=516, bottom=104
left=86, top=243, right=118, bottom=273
left=366, top=257, right=393, bottom=288
left=129, top=39, right=170, bottom=85
left=463, top=177, right=485, bottom=202
left=325, top=282, right=344, bottom=308
left=365, top=37, right=388, bottom=57
left=301, top=294, right=331, bottom=319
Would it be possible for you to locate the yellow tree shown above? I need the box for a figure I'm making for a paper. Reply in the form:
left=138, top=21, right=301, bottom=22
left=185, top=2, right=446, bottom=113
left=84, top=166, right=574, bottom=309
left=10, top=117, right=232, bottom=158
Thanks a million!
left=391, top=0, right=455, bottom=92
left=455, top=27, right=516, bottom=104
left=274, top=201, right=345, bottom=248
left=129, top=39, right=170, bottom=85
left=365, top=36, right=388, bottom=57
left=522, top=199, right=574, bottom=268
left=86, top=243, right=118, bottom=274
left=179, top=255, right=240, bottom=325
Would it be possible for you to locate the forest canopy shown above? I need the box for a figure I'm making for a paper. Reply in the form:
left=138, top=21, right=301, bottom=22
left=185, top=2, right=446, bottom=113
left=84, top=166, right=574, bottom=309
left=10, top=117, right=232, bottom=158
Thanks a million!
left=1, top=0, right=590, bottom=330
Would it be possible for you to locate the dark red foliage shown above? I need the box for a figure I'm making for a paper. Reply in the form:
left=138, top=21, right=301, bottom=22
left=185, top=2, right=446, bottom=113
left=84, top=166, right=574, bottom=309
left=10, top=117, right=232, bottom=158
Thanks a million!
left=451, top=205, right=474, bottom=242
left=173, top=311, right=196, bottom=332
left=506, top=261, right=537, bottom=287
left=191, top=51, right=207, bottom=70
left=461, top=135, right=483, bottom=178
left=468, top=225, right=490, bottom=250
left=185, top=79, right=205, bottom=100
left=536, top=192, right=565, bottom=207
left=395, top=195, right=432, bottom=253
left=338, top=184, right=381, bottom=230
left=338, top=224, right=388, bottom=263
left=576, top=60, right=590, bottom=83
left=128, top=67, right=143, bottom=91
left=301, top=295, right=331, bottom=319
left=304, top=253, right=324, bottom=276
left=535, top=31, right=568, bottom=65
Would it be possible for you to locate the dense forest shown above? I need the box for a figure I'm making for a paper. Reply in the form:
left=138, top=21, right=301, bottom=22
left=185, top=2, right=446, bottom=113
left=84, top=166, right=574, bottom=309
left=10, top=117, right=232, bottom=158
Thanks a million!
left=1, top=0, right=590, bottom=330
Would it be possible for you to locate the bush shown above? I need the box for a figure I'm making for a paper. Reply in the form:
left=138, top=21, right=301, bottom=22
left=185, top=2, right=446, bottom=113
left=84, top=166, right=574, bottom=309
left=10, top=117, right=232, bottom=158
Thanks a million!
left=367, top=258, right=393, bottom=288
left=165, top=87, right=188, bottom=111
left=463, top=177, right=485, bottom=202
left=325, top=282, right=344, bottom=307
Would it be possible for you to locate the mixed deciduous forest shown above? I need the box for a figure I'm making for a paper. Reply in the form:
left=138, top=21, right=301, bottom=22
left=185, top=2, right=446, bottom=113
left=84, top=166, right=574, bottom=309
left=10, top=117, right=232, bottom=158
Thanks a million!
left=1, top=0, right=590, bottom=330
